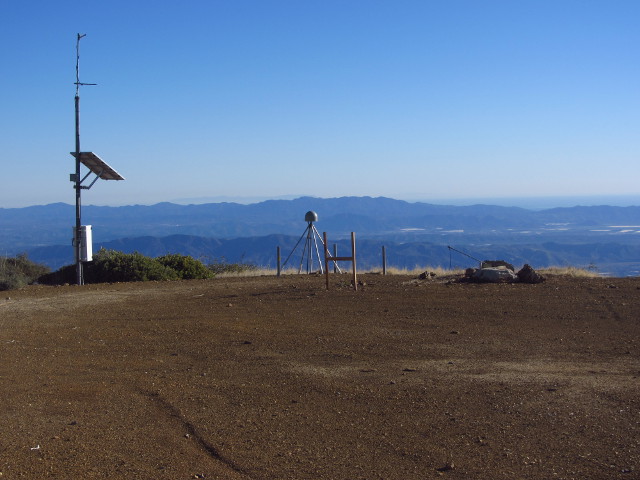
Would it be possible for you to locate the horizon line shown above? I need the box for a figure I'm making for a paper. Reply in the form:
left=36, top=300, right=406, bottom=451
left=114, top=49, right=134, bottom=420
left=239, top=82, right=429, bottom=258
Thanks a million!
left=3, top=193, right=640, bottom=210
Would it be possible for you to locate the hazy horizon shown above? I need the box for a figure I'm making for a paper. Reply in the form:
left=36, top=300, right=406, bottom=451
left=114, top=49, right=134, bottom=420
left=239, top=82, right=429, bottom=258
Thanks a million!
left=3, top=193, right=640, bottom=211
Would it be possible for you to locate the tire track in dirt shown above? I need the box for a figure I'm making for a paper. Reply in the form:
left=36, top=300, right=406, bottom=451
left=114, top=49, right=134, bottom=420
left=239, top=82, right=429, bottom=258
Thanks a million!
left=141, top=389, right=252, bottom=479
left=601, top=298, right=623, bottom=321
left=586, top=285, right=624, bottom=322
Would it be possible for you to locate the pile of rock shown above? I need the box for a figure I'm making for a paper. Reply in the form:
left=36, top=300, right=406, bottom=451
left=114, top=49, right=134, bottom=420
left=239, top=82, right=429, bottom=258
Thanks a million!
left=464, top=262, right=545, bottom=284
left=418, top=271, right=437, bottom=280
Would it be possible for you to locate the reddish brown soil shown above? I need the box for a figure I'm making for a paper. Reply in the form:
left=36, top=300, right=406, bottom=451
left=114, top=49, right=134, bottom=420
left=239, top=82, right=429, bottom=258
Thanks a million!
left=1, top=274, right=638, bottom=479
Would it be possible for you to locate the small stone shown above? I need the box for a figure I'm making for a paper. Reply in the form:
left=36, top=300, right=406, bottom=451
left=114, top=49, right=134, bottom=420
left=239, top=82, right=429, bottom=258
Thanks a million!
left=437, top=462, right=455, bottom=472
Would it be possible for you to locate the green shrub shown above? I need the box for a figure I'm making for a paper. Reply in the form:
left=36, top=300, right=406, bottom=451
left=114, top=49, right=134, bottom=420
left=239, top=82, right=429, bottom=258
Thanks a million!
left=0, top=254, right=50, bottom=291
left=0, top=270, right=28, bottom=291
left=38, top=250, right=217, bottom=285
left=156, top=254, right=213, bottom=279
left=87, top=249, right=179, bottom=283
left=38, top=265, right=76, bottom=286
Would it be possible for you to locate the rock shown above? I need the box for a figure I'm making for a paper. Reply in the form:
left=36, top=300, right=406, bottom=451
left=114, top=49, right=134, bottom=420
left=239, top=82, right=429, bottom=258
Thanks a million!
left=470, top=267, right=517, bottom=283
left=516, top=264, right=545, bottom=284
left=465, top=268, right=477, bottom=278
left=481, top=260, right=515, bottom=271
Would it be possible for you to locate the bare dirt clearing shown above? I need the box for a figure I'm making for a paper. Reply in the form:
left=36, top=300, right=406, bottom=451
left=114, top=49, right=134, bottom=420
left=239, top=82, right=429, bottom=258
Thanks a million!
left=1, top=274, right=639, bottom=479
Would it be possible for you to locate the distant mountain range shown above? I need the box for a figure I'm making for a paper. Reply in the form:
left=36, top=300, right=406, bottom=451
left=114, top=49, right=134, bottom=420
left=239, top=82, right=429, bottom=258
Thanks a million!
left=2, top=196, right=639, bottom=276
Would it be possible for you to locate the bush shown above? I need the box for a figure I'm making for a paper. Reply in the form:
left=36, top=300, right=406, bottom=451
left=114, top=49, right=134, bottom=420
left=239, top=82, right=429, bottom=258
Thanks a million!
left=87, top=249, right=179, bottom=283
left=156, top=254, right=213, bottom=280
left=38, top=265, right=76, bottom=286
left=0, top=254, right=50, bottom=291
left=38, top=250, right=216, bottom=285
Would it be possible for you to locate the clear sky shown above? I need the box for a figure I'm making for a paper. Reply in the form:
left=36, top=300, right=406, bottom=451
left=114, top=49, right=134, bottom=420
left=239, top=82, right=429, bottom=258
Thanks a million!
left=1, top=0, right=638, bottom=208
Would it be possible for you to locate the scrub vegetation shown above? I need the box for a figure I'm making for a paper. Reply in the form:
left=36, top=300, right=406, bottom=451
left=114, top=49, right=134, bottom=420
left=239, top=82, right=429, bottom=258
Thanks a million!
left=1, top=248, right=599, bottom=291
left=0, top=254, right=50, bottom=291
left=36, top=249, right=259, bottom=286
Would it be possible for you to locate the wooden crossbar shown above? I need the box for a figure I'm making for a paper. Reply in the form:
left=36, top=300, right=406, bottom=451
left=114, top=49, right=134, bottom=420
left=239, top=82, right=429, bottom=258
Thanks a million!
left=323, top=231, right=357, bottom=290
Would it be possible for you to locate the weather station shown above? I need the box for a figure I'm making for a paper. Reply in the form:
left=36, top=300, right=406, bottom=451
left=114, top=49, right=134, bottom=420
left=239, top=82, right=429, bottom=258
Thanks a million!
left=71, top=33, right=124, bottom=285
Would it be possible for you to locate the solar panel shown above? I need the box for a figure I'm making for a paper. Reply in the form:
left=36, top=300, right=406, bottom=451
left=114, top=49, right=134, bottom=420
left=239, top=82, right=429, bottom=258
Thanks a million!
left=70, top=152, right=125, bottom=181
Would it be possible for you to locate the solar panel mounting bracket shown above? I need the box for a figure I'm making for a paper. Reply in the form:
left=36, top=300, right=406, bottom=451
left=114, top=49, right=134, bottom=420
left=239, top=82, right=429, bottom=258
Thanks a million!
left=77, top=168, right=101, bottom=190
left=70, top=151, right=124, bottom=190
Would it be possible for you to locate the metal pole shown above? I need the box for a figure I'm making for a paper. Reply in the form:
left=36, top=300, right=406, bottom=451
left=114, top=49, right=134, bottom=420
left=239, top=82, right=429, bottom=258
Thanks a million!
left=323, top=232, right=330, bottom=290
left=351, top=232, right=357, bottom=291
left=312, top=231, right=324, bottom=274
left=276, top=246, right=281, bottom=277
left=75, top=93, right=82, bottom=285
left=333, top=244, right=337, bottom=273
left=306, top=224, right=312, bottom=273
left=382, top=245, right=386, bottom=275
left=281, top=227, right=308, bottom=270
left=74, top=34, right=83, bottom=286
left=299, top=224, right=311, bottom=274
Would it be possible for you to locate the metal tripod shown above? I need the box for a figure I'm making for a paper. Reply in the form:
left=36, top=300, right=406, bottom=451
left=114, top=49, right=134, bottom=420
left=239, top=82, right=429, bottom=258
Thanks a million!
left=281, top=221, right=342, bottom=274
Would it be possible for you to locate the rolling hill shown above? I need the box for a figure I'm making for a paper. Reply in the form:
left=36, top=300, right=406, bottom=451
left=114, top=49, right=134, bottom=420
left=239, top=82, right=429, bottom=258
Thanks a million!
left=2, top=197, right=639, bottom=276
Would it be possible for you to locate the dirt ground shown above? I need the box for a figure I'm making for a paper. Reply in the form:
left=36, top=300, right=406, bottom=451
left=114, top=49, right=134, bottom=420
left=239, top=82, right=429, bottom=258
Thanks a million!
left=0, top=273, right=638, bottom=479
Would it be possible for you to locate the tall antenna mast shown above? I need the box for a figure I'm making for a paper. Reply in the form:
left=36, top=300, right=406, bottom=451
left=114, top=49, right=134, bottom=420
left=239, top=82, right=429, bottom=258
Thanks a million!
left=73, top=33, right=96, bottom=285
left=70, top=34, right=123, bottom=286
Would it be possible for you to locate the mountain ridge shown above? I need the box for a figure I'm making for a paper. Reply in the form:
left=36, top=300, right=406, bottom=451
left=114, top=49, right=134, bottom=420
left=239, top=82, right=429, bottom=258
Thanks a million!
left=2, top=196, right=639, bottom=276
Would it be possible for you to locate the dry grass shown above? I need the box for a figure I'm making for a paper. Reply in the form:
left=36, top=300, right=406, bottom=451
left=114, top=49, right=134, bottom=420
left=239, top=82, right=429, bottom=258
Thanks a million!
left=216, top=267, right=280, bottom=277
left=216, top=265, right=466, bottom=278
left=217, top=265, right=601, bottom=279
left=538, top=266, right=600, bottom=278
left=373, top=265, right=465, bottom=276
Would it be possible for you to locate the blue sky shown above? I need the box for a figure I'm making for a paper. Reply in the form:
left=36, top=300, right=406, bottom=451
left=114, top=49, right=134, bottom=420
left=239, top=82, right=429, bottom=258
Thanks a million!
left=1, top=0, right=638, bottom=207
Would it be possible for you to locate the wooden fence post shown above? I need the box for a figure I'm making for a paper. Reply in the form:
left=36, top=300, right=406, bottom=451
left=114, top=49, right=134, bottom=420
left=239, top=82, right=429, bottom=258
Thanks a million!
left=351, top=232, right=357, bottom=288
left=323, top=232, right=357, bottom=291
left=382, top=245, right=386, bottom=275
